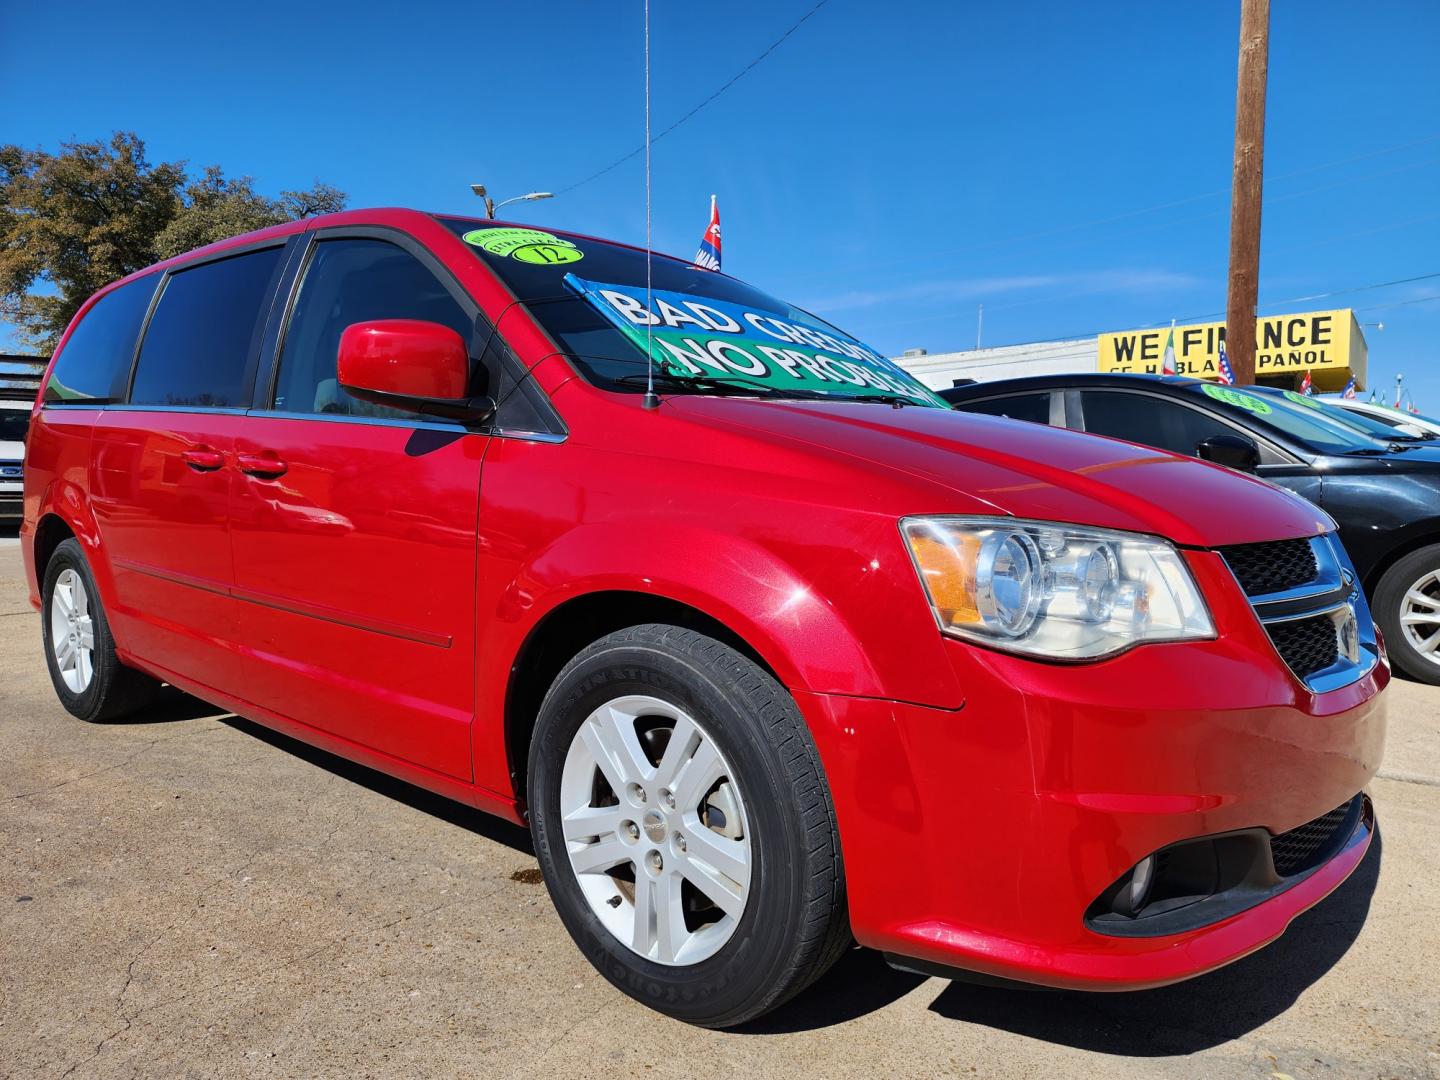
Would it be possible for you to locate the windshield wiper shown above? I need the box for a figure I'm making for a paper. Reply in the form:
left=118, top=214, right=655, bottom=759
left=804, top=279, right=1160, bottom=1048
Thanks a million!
left=612, top=373, right=834, bottom=401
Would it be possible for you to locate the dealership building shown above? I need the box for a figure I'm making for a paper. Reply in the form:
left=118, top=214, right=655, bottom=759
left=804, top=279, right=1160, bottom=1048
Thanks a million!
left=895, top=309, right=1369, bottom=394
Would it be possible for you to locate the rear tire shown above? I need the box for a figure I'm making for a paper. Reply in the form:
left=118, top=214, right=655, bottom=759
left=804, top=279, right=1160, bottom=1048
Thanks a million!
left=527, top=624, right=849, bottom=1027
left=41, top=539, right=162, bottom=722
left=1374, top=543, right=1440, bottom=685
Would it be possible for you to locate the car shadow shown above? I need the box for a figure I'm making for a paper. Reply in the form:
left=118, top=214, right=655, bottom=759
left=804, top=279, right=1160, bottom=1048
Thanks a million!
left=219, top=714, right=534, bottom=856
left=746, top=832, right=1382, bottom=1049
left=102, top=684, right=236, bottom=725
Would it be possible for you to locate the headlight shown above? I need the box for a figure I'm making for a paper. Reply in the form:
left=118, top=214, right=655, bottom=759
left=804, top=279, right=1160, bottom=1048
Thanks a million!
left=900, top=516, right=1214, bottom=660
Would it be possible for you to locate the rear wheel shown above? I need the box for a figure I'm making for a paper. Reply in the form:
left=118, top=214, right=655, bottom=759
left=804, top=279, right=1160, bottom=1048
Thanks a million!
left=527, top=624, right=848, bottom=1027
left=1375, top=544, right=1440, bottom=685
left=41, top=539, right=162, bottom=721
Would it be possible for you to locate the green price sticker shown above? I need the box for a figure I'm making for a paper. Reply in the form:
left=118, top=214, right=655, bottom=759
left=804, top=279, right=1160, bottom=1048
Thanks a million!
left=1202, top=382, right=1273, bottom=415
left=462, top=227, right=583, bottom=266
left=1283, top=389, right=1322, bottom=410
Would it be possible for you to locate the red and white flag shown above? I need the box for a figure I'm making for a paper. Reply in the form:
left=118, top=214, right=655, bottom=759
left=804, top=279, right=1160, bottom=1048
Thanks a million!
left=1299, top=371, right=1314, bottom=395
left=694, top=195, right=721, bottom=271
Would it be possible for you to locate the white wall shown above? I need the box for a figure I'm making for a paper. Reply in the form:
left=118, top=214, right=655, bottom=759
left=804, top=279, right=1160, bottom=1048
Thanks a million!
left=895, top=339, right=1095, bottom=389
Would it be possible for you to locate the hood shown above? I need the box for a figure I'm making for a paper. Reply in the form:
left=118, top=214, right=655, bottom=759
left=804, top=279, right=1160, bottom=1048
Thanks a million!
left=666, top=397, right=1330, bottom=548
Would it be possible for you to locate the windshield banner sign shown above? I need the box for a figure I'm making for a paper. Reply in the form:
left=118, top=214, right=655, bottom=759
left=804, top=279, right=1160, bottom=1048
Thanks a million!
left=563, top=274, right=947, bottom=406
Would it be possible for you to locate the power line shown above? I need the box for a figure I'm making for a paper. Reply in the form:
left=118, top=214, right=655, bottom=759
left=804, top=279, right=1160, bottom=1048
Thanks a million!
left=557, top=0, right=834, bottom=195
left=803, top=132, right=1440, bottom=284
left=908, top=271, right=1440, bottom=356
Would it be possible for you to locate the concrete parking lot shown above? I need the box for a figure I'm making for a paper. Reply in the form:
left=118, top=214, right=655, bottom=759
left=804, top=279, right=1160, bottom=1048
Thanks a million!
left=2, top=533, right=1437, bottom=1080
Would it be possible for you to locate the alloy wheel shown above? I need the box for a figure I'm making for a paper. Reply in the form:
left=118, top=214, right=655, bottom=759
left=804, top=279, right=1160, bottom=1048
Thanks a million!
left=558, top=694, right=752, bottom=966
left=1400, top=569, right=1440, bottom=667
left=50, top=568, right=96, bottom=693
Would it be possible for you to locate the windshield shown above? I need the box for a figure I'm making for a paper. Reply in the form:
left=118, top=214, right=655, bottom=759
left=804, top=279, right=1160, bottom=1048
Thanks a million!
left=439, top=218, right=946, bottom=407
left=1181, top=383, right=1392, bottom=455
left=1248, top=387, right=1436, bottom=441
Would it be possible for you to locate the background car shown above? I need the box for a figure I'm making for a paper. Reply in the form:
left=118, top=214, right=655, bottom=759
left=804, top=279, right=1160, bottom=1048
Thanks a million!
left=1321, top=396, right=1440, bottom=439
left=943, top=373, right=1440, bottom=685
left=0, top=398, right=31, bottom=523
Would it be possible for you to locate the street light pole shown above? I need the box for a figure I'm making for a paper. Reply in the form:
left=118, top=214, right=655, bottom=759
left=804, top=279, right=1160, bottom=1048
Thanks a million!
left=1224, top=0, right=1270, bottom=386
left=471, top=184, right=554, bottom=219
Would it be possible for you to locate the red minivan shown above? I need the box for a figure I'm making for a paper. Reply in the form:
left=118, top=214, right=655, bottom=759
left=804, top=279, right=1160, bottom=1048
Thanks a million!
left=21, top=209, right=1387, bottom=1026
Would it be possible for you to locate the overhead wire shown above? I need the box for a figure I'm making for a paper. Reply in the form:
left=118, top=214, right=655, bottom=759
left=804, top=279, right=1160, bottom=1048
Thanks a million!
left=557, top=0, right=834, bottom=195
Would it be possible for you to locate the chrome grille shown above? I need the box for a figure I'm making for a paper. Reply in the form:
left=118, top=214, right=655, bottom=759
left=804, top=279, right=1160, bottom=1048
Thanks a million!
left=1219, top=537, right=1319, bottom=596
left=1267, top=613, right=1340, bottom=679
left=1227, top=534, right=1378, bottom=693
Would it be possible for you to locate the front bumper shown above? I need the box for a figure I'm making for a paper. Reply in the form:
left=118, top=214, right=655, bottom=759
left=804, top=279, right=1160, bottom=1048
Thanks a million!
left=798, top=553, right=1388, bottom=991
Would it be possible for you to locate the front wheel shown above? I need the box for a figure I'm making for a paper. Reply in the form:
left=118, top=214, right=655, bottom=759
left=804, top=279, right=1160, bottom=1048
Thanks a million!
left=1374, top=543, right=1440, bottom=685
left=527, top=624, right=849, bottom=1027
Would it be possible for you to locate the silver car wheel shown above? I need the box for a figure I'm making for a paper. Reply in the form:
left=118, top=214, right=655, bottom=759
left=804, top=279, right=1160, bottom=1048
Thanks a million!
left=1400, top=569, right=1440, bottom=666
left=558, top=694, right=752, bottom=966
left=50, top=568, right=96, bottom=694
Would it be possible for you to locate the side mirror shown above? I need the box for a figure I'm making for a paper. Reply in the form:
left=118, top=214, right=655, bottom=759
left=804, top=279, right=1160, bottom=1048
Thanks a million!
left=337, top=319, right=494, bottom=423
left=1196, top=433, right=1261, bottom=472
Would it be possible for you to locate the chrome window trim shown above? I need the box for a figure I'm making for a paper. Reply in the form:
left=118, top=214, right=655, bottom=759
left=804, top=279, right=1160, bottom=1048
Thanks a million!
left=247, top=409, right=566, bottom=443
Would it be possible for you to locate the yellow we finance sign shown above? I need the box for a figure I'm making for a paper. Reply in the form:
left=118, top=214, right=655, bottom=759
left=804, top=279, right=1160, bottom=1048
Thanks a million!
left=1097, top=309, right=1367, bottom=392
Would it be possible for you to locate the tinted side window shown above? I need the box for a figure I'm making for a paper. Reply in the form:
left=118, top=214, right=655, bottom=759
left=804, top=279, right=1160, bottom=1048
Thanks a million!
left=1079, top=391, right=1234, bottom=455
left=43, top=275, right=158, bottom=403
left=958, top=393, right=1051, bottom=424
left=130, top=247, right=285, bottom=408
left=273, top=239, right=473, bottom=418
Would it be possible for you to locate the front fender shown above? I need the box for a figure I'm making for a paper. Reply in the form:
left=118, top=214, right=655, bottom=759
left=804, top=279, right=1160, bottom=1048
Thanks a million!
left=506, top=520, right=885, bottom=696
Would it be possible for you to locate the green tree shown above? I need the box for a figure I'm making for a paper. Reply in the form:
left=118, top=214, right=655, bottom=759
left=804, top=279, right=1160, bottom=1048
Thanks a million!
left=0, top=132, right=346, bottom=352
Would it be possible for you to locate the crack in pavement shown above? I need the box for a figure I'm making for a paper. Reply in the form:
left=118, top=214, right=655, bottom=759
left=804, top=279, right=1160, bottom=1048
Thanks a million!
left=1376, top=768, right=1440, bottom=788
left=6, top=725, right=227, bottom=801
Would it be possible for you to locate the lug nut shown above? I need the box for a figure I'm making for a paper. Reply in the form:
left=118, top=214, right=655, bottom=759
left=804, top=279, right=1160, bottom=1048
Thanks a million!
left=623, top=821, right=639, bottom=841
left=647, top=851, right=663, bottom=874
left=660, top=788, right=675, bottom=810
left=673, top=832, right=686, bottom=852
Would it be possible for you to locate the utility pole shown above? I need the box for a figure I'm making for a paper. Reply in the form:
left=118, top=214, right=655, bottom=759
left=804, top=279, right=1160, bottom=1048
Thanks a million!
left=1224, top=0, right=1270, bottom=385
left=976, top=304, right=984, bottom=350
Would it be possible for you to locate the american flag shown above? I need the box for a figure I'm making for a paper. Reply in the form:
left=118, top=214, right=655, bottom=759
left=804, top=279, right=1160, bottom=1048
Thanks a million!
left=694, top=195, right=721, bottom=271
left=1217, top=341, right=1235, bottom=385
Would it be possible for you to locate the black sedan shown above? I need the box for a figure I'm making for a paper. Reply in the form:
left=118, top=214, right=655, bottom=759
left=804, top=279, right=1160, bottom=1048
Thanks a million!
left=943, top=373, right=1440, bottom=683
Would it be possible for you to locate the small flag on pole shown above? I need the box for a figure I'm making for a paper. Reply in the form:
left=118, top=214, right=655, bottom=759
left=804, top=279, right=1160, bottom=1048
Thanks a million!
left=1217, top=340, right=1235, bottom=385
left=1161, top=321, right=1177, bottom=376
left=1299, top=371, right=1314, bottom=396
left=694, top=194, right=721, bottom=271
left=1342, top=376, right=1357, bottom=400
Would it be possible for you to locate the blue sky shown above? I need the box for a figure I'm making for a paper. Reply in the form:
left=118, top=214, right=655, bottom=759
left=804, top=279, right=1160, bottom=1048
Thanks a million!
left=5, top=1, right=1438, bottom=406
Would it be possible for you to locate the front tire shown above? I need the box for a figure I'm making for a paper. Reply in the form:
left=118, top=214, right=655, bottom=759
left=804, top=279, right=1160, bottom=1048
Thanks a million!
left=41, top=538, right=162, bottom=721
left=1374, top=543, right=1440, bottom=685
left=527, top=624, right=849, bottom=1027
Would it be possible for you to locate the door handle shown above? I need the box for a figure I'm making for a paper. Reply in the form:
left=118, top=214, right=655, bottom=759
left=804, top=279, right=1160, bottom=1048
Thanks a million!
left=237, top=453, right=288, bottom=479
left=181, top=448, right=224, bottom=472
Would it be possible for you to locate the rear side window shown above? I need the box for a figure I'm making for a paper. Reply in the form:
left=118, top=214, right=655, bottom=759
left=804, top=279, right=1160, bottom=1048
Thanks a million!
left=43, top=274, right=158, bottom=403
left=958, top=393, right=1051, bottom=424
left=130, top=246, right=285, bottom=408
left=272, top=238, right=473, bottom=418
left=1078, top=391, right=1234, bottom=455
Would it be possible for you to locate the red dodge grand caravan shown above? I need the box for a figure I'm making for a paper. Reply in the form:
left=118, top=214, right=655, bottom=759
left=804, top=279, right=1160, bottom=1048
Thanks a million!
left=22, top=209, right=1387, bottom=1026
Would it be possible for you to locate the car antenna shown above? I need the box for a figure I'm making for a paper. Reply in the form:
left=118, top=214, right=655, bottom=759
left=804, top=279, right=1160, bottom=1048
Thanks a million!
left=641, top=0, right=661, bottom=411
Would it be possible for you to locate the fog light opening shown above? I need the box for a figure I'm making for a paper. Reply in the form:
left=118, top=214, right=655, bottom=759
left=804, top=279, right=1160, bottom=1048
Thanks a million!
left=1122, top=855, right=1156, bottom=916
